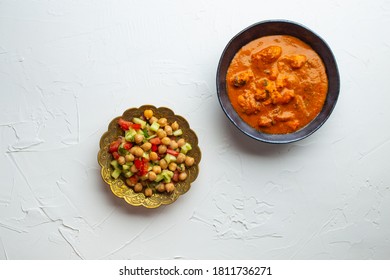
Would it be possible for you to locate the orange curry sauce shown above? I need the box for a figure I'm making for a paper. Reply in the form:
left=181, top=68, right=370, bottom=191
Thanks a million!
left=226, top=35, right=328, bottom=134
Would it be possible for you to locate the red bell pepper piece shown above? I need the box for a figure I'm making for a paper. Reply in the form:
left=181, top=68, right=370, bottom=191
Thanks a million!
left=167, top=149, right=179, bottom=157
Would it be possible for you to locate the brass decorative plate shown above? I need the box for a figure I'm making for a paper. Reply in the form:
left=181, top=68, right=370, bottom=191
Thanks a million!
left=98, top=105, right=201, bottom=208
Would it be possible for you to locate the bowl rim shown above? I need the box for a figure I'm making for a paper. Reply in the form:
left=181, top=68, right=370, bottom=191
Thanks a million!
left=216, top=19, right=340, bottom=144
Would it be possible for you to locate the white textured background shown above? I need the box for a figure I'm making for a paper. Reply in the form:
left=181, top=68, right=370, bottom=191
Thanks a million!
left=1, top=0, right=390, bottom=260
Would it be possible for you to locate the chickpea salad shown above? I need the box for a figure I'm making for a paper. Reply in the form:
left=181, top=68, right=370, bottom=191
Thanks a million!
left=108, top=109, right=195, bottom=197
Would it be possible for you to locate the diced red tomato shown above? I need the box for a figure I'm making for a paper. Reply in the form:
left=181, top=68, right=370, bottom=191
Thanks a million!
left=131, top=123, right=142, bottom=130
left=172, top=170, right=179, bottom=182
left=118, top=118, right=133, bottom=131
left=128, top=175, right=139, bottom=186
left=117, top=118, right=142, bottom=131
left=134, top=158, right=143, bottom=169
left=134, top=158, right=149, bottom=176
left=151, top=144, right=158, bottom=152
left=123, top=142, right=133, bottom=150
left=109, top=139, right=121, bottom=153
left=167, top=149, right=179, bottom=157
left=149, top=137, right=161, bottom=145
left=112, top=151, right=120, bottom=160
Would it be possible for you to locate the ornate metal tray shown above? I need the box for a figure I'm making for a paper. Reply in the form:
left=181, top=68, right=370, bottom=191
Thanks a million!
left=98, top=105, right=201, bottom=208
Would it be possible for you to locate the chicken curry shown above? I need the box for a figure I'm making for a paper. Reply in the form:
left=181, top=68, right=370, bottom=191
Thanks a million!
left=226, top=35, right=328, bottom=134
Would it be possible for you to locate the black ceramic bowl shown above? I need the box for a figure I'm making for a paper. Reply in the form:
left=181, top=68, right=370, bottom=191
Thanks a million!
left=216, top=20, right=340, bottom=144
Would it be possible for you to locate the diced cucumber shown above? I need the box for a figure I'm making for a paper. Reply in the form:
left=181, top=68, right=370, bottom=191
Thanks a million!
left=132, top=117, right=146, bottom=129
left=125, top=128, right=137, bottom=142
left=161, top=170, right=174, bottom=183
left=146, top=134, right=157, bottom=140
left=180, top=142, right=192, bottom=154
left=122, top=164, right=130, bottom=171
left=173, top=129, right=183, bottom=136
left=123, top=171, right=133, bottom=178
left=111, top=169, right=121, bottom=179
left=150, top=121, right=160, bottom=132
left=110, top=160, right=119, bottom=169
left=164, top=153, right=177, bottom=164
left=155, top=174, right=164, bottom=182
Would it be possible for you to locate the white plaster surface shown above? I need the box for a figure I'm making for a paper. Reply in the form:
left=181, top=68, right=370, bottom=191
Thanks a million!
left=0, top=0, right=389, bottom=260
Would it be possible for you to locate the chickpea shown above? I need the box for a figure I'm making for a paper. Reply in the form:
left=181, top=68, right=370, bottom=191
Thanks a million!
left=130, top=146, right=137, bottom=155
left=158, top=117, right=168, bottom=127
left=169, top=140, right=178, bottom=150
left=149, top=116, right=158, bottom=125
left=158, top=144, right=167, bottom=154
left=134, top=183, right=143, bottom=193
left=125, top=154, right=134, bottom=162
left=161, top=136, right=171, bottom=146
left=185, top=156, right=195, bottom=167
left=144, top=187, right=153, bottom=197
left=134, top=134, right=144, bottom=144
left=177, top=138, right=186, bottom=147
left=130, top=164, right=138, bottom=173
left=176, top=153, right=186, bottom=164
left=148, top=171, right=157, bottom=181
left=165, top=183, right=175, bottom=193
left=117, top=156, right=125, bottom=165
left=157, top=129, right=167, bottom=139
left=168, top=162, right=177, bottom=171
left=171, top=121, right=179, bottom=131
left=164, top=125, right=173, bottom=135
left=152, top=165, right=161, bottom=174
left=141, top=142, right=152, bottom=152
left=156, top=183, right=166, bottom=193
left=133, top=146, right=144, bottom=157
left=149, top=151, right=158, bottom=161
left=144, top=109, right=153, bottom=119
left=179, top=172, right=188, bottom=181
left=159, top=159, right=168, bottom=169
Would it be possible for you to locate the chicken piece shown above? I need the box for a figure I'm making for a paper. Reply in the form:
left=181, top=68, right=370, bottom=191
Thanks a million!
left=278, top=54, right=307, bottom=71
left=271, top=89, right=295, bottom=105
left=286, top=54, right=307, bottom=69
left=231, top=70, right=253, bottom=87
left=269, top=64, right=279, bottom=81
left=258, top=116, right=273, bottom=127
left=256, top=78, right=277, bottom=93
left=273, top=111, right=295, bottom=122
left=286, top=119, right=300, bottom=131
left=252, top=46, right=282, bottom=65
left=276, top=73, right=299, bottom=90
left=254, top=89, right=268, bottom=101
left=237, top=91, right=260, bottom=115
